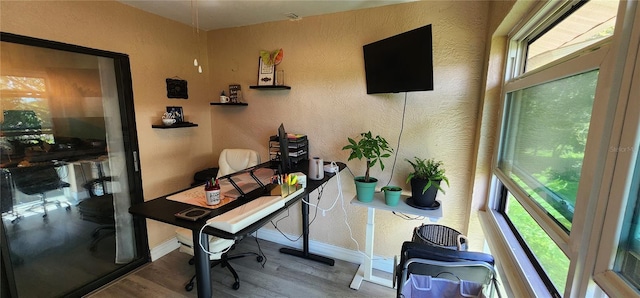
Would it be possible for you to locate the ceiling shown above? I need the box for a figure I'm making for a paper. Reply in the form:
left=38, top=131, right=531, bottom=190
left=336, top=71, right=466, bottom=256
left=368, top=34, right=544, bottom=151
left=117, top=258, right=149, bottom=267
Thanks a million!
left=117, top=0, right=413, bottom=31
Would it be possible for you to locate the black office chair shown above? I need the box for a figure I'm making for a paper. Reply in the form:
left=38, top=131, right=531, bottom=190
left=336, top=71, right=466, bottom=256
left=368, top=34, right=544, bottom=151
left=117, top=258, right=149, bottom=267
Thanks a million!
left=394, top=241, right=498, bottom=297
left=0, top=168, right=22, bottom=223
left=8, top=163, right=71, bottom=220
left=77, top=176, right=115, bottom=251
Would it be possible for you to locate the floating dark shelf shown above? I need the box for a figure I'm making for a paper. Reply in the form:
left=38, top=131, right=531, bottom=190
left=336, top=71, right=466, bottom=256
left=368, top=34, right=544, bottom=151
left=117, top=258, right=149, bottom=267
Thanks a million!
left=249, top=85, right=291, bottom=90
left=152, top=122, right=198, bottom=129
left=210, top=102, right=248, bottom=106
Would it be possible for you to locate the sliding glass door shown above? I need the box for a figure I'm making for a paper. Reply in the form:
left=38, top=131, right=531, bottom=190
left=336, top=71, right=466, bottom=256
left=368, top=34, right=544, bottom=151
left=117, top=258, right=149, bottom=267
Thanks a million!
left=0, top=33, right=148, bottom=297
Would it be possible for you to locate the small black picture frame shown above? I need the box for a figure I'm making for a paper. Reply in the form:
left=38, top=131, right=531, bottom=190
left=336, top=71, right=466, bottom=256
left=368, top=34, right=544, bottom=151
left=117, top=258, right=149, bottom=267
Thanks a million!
left=166, top=78, right=188, bottom=99
left=166, top=106, right=184, bottom=123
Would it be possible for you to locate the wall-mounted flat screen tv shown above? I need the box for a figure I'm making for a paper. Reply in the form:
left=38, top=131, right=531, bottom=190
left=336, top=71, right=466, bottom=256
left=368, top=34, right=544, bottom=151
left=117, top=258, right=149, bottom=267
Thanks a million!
left=363, top=24, right=433, bottom=94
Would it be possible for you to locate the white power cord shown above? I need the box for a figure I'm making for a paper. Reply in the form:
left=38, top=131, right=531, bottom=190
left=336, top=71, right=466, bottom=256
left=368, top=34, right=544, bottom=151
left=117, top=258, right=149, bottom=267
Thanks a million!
left=197, top=222, right=234, bottom=257
left=196, top=161, right=371, bottom=261
left=302, top=162, right=341, bottom=216
left=301, top=161, right=370, bottom=261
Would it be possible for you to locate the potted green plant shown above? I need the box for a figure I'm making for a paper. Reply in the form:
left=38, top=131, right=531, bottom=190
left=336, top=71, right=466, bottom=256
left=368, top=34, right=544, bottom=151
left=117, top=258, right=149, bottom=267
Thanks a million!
left=381, top=185, right=402, bottom=206
left=405, top=157, right=449, bottom=207
left=342, top=131, right=393, bottom=202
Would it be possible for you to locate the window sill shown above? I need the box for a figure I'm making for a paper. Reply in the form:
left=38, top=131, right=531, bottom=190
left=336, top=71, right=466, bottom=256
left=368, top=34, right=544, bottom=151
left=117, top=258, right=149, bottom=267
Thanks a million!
left=594, top=270, right=638, bottom=297
left=479, top=210, right=556, bottom=298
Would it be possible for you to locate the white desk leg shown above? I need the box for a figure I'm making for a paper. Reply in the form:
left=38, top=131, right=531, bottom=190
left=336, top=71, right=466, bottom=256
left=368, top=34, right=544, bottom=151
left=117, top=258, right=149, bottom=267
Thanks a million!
left=350, top=207, right=375, bottom=289
left=364, top=207, right=375, bottom=280
left=350, top=206, right=395, bottom=290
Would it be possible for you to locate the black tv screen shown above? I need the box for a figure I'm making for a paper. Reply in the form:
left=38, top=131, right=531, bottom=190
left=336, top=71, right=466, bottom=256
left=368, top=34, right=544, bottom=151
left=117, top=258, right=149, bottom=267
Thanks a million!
left=363, top=24, right=434, bottom=94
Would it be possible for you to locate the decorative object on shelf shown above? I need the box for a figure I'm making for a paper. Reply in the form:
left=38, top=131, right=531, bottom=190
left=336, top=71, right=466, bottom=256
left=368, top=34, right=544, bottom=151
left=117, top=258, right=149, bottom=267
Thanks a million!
left=257, top=56, right=275, bottom=86
left=342, top=131, right=393, bottom=202
left=382, top=186, right=402, bottom=206
left=260, top=48, right=283, bottom=66
left=276, top=70, right=285, bottom=86
left=166, top=106, right=184, bottom=123
left=166, top=77, right=188, bottom=99
left=162, top=118, right=176, bottom=126
left=162, top=112, right=176, bottom=126
left=229, top=84, right=241, bottom=103
left=405, top=157, right=449, bottom=208
left=257, top=49, right=283, bottom=86
left=219, top=90, right=230, bottom=103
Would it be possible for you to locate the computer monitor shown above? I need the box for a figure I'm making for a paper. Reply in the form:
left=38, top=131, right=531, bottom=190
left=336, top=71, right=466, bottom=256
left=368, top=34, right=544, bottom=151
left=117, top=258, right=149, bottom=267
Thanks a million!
left=278, top=123, right=291, bottom=173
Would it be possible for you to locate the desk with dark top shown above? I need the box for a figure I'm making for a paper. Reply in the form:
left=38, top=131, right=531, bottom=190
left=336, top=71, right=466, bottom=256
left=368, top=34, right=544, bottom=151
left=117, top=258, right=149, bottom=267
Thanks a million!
left=129, top=160, right=345, bottom=298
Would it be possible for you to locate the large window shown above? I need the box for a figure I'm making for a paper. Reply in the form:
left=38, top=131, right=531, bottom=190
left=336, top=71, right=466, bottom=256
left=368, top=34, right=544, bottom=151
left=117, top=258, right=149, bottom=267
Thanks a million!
left=491, top=0, right=624, bottom=296
left=524, top=1, right=618, bottom=72
left=500, top=70, right=598, bottom=234
left=0, top=75, right=54, bottom=146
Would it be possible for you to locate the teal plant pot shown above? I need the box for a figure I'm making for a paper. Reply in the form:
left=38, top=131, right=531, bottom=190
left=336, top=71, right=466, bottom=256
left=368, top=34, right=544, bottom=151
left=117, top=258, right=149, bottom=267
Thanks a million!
left=383, top=186, right=402, bottom=206
left=354, top=176, right=377, bottom=203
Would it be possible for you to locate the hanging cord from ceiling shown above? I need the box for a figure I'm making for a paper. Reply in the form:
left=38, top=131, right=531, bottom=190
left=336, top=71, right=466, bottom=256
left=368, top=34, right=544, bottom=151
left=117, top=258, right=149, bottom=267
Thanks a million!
left=191, top=0, right=202, bottom=73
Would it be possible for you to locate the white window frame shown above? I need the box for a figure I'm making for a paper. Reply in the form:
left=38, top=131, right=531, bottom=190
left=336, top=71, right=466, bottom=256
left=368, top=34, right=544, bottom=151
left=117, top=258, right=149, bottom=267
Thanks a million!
left=589, top=2, right=640, bottom=297
left=482, top=1, right=640, bottom=297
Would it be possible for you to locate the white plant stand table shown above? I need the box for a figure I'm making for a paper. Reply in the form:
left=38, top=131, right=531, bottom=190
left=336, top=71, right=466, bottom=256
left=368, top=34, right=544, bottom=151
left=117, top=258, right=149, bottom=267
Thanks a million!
left=349, top=192, right=442, bottom=290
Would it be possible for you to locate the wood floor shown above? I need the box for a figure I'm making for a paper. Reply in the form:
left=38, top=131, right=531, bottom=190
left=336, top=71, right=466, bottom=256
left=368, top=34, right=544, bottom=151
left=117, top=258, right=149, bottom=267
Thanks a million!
left=3, top=200, right=123, bottom=297
left=86, top=236, right=397, bottom=298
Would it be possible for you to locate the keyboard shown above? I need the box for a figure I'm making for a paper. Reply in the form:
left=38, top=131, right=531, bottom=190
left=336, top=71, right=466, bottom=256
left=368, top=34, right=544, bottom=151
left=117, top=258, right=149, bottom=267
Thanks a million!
left=206, top=196, right=285, bottom=233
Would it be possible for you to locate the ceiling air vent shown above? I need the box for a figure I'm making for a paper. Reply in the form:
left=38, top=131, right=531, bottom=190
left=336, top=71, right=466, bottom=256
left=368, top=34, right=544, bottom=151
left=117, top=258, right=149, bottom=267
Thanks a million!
left=284, top=13, right=302, bottom=21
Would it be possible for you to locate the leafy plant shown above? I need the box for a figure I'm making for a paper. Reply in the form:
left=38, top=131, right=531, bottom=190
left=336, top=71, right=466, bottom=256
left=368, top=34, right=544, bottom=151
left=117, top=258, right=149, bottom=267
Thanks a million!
left=406, top=157, right=450, bottom=194
left=342, top=131, right=393, bottom=182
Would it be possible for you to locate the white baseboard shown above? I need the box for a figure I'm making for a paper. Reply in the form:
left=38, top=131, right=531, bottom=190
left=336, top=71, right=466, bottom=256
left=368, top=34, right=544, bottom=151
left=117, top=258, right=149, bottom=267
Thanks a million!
left=149, top=228, right=394, bottom=273
left=253, top=227, right=394, bottom=273
left=150, top=237, right=180, bottom=261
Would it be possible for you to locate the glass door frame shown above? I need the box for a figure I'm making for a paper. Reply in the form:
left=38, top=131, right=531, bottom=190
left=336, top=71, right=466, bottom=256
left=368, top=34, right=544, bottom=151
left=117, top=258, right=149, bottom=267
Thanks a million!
left=0, top=32, right=149, bottom=298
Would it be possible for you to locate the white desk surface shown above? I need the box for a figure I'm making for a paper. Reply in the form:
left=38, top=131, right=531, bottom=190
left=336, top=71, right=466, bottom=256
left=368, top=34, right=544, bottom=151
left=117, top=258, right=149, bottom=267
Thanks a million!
left=350, top=192, right=443, bottom=219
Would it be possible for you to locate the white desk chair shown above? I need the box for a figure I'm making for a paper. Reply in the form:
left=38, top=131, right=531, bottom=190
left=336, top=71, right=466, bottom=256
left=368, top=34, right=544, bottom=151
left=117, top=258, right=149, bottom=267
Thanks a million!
left=176, top=148, right=262, bottom=291
left=216, top=149, right=261, bottom=179
left=175, top=228, right=263, bottom=291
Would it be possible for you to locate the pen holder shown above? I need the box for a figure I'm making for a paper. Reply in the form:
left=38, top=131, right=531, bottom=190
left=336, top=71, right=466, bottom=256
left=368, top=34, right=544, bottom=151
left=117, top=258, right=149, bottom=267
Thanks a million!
left=271, top=182, right=302, bottom=199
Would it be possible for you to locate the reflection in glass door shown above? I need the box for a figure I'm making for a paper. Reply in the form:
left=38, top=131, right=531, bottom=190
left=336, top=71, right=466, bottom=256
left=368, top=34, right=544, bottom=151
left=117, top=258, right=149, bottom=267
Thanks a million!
left=0, top=33, right=147, bottom=297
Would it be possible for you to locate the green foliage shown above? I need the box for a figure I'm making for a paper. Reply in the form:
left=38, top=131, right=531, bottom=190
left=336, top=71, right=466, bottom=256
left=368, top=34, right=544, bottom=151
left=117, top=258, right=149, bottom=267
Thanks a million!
left=513, top=70, right=596, bottom=160
left=507, top=197, right=568, bottom=291
left=498, top=59, right=599, bottom=294
left=510, top=174, right=573, bottom=231
left=1, top=110, right=42, bottom=130
left=405, top=157, right=449, bottom=194
left=342, top=131, right=393, bottom=182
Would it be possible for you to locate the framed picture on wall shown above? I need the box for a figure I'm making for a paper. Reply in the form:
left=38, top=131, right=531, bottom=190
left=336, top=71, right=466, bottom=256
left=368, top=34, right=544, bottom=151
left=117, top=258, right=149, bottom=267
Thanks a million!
left=166, top=106, right=183, bottom=123
left=257, top=57, right=275, bottom=86
left=166, top=78, right=188, bottom=99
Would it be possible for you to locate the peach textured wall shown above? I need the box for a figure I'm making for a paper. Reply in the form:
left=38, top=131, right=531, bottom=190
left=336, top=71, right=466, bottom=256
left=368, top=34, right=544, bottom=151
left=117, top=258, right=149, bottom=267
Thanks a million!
left=467, top=0, right=518, bottom=252
left=1, top=0, right=493, bottom=258
left=1, top=0, right=214, bottom=248
left=207, top=1, right=490, bottom=256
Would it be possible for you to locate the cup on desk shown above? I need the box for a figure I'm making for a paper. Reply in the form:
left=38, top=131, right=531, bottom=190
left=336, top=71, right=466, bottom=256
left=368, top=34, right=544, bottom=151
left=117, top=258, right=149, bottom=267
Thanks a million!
left=205, top=189, right=220, bottom=205
left=220, top=95, right=230, bottom=103
left=308, top=157, right=324, bottom=181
